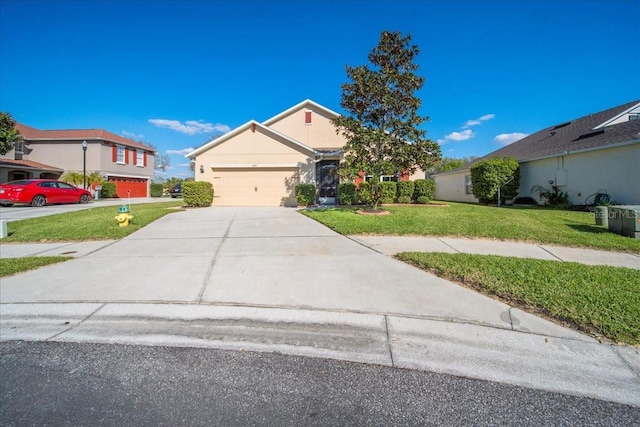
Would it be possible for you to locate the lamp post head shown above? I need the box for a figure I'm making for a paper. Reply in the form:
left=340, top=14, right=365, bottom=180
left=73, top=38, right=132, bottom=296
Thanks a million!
left=82, top=140, right=88, bottom=151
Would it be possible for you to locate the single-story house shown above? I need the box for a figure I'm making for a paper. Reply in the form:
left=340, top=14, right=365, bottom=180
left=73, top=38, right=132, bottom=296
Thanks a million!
left=434, top=100, right=640, bottom=205
left=1, top=123, right=156, bottom=197
left=188, top=99, right=425, bottom=207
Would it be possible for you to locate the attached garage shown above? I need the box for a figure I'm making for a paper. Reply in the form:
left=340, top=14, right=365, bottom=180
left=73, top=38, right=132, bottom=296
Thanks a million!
left=211, top=166, right=298, bottom=206
left=108, top=176, right=148, bottom=198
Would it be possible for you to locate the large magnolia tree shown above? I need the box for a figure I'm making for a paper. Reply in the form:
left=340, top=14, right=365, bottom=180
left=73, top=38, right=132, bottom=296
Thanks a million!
left=332, top=31, right=441, bottom=209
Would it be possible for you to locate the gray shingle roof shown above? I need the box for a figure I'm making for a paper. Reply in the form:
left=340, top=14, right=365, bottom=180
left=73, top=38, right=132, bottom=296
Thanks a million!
left=444, top=100, right=640, bottom=173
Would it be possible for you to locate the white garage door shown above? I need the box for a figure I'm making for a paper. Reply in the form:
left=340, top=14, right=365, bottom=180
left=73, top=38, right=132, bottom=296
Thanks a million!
left=212, top=169, right=298, bottom=206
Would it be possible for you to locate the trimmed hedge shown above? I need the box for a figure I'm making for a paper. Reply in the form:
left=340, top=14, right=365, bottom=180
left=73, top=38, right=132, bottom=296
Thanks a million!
left=357, top=181, right=373, bottom=205
left=150, top=183, right=164, bottom=197
left=338, top=182, right=357, bottom=205
left=470, top=156, right=520, bottom=204
left=379, top=182, right=397, bottom=204
left=414, top=179, right=436, bottom=204
left=100, top=182, right=117, bottom=198
left=183, top=181, right=213, bottom=207
left=397, top=181, right=415, bottom=204
left=295, top=183, right=316, bottom=206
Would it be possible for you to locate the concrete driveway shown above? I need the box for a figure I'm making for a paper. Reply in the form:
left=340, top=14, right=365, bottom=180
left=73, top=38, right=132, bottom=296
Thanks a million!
left=1, top=206, right=519, bottom=329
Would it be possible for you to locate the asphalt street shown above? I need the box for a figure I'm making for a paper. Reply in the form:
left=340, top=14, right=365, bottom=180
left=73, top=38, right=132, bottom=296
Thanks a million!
left=1, top=341, right=638, bottom=427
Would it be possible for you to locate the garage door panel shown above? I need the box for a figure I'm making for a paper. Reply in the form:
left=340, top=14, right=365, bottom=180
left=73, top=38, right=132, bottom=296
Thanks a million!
left=212, top=169, right=298, bottom=206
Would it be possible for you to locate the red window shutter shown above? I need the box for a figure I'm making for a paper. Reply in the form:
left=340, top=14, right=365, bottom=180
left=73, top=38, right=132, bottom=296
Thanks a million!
left=124, top=148, right=129, bottom=164
left=143, top=152, right=147, bottom=167
left=133, top=150, right=137, bottom=166
left=305, top=111, right=312, bottom=124
left=112, top=145, right=117, bottom=162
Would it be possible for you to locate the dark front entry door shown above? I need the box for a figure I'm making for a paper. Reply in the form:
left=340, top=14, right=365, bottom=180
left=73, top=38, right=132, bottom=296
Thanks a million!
left=317, top=161, right=338, bottom=205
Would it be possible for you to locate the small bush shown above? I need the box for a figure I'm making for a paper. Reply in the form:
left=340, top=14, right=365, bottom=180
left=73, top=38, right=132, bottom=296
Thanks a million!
left=413, top=179, right=436, bottom=203
left=338, top=182, right=357, bottom=205
left=100, top=182, right=117, bottom=198
left=295, top=183, right=316, bottom=206
left=397, top=181, right=415, bottom=203
left=183, top=181, right=213, bottom=207
left=531, top=185, right=571, bottom=208
left=470, top=157, right=520, bottom=204
left=379, top=182, right=397, bottom=204
left=357, top=181, right=373, bottom=205
left=150, top=183, right=164, bottom=197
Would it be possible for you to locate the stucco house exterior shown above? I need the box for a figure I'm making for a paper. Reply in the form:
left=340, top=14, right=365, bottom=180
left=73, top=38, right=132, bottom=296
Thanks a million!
left=434, top=100, right=640, bottom=205
left=188, top=100, right=349, bottom=207
left=1, top=123, right=156, bottom=197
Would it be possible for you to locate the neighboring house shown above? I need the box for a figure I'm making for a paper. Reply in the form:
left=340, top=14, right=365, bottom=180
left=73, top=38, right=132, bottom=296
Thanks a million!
left=188, top=99, right=425, bottom=207
left=434, top=100, right=640, bottom=205
left=1, top=123, right=156, bottom=197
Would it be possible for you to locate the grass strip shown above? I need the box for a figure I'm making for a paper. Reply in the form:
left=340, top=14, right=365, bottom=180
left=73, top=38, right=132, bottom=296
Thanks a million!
left=0, top=256, right=71, bottom=277
left=397, top=252, right=640, bottom=345
left=301, top=204, right=640, bottom=253
left=3, top=201, right=184, bottom=242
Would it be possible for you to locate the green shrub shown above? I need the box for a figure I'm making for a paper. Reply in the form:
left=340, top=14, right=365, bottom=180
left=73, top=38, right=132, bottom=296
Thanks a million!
left=470, top=157, right=520, bottom=204
left=100, top=182, right=117, bottom=198
left=413, top=179, right=436, bottom=203
left=357, top=181, right=373, bottom=205
left=150, top=183, right=164, bottom=197
left=531, top=185, right=571, bottom=208
left=295, top=183, right=316, bottom=206
left=183, top=181, right=213, bottom=207
left=397, top=181, right=415, bottom=203
left=338, top=182, right=357, bottom=205
left=379, top=182, right=397, bottom=204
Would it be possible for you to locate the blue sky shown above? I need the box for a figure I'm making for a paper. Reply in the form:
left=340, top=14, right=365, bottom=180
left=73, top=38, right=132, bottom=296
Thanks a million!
left=1, top=0, right=638, bottom=179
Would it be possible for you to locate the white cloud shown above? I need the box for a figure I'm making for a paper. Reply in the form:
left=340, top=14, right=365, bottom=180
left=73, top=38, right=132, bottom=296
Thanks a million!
left=494, top=132, right=528, bottom=145
left=463, top=113, right=495, bottom=128
left=177, top=162, right=192, bottom=167
left=122, top=130, right=144, bottom=140
left=437, top=129, right=475, bottom=144
left=166, top=148, right=195, bottom=155
left=149, top=119, right=231, bottom=136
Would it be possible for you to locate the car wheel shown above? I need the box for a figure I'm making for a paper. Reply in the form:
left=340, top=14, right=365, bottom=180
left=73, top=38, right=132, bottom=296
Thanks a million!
left=31, top=195, right=46, bottom=207
left=79, top=194, right=89, bottom=204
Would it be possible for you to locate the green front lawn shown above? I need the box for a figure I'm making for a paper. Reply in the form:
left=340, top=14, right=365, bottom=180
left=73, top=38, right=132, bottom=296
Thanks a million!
left=3, top=201, right=184, bottom=242
left=301, top=203, right=640, bottom=253
left=398, top=252, right=640, bottom=345
left=0, top=256, right=71, bottom=277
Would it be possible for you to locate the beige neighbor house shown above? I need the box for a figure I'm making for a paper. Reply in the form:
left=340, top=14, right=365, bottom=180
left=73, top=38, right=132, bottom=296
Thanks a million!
left=188, top=100, right=350, bottom=207
left=433, top=100, right=640, bottom=205
left=0, top=123, right=156, bottom=197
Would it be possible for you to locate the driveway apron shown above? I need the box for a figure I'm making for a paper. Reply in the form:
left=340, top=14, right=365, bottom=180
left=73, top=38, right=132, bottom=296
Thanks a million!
left=1, top=207, right=515, bottom=329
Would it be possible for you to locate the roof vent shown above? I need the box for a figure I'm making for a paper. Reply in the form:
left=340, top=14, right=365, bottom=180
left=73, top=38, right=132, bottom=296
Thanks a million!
left=552, top=121, right=572, bottom=130
left=574, top=129, right=605, bottom=140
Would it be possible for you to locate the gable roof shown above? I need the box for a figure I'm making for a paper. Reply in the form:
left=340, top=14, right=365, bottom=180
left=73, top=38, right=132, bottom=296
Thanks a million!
left=262, top=99, right=341, bottom=126
left=186, top=119, right=317, bottom=159
left=440, top=100, right=640, bottom=174
left=15, top=123, right=155, bottom=152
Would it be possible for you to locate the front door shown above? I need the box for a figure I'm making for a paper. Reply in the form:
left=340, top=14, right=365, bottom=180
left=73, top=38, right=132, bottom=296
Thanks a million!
left=317, top=161, right=338, bottom=205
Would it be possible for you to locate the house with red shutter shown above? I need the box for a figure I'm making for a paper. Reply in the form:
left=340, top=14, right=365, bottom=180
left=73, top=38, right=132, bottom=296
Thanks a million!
left=0, top=123, right=155, bottom=197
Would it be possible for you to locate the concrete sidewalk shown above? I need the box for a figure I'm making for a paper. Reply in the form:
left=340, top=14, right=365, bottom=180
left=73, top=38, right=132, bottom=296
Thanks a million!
left=1, top=207, right=639, bottom=407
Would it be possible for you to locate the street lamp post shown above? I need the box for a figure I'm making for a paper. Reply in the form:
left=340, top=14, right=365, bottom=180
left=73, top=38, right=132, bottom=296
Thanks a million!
left=82, top=140, right=88, bottom=190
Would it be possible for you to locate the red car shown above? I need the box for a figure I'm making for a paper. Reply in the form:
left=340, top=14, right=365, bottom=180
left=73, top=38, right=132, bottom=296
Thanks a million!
left=0, top=179, right=92, bottom=207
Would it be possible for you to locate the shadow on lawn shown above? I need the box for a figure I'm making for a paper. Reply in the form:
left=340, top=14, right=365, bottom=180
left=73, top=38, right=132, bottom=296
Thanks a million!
left=566, top=223, right=611, bottom=234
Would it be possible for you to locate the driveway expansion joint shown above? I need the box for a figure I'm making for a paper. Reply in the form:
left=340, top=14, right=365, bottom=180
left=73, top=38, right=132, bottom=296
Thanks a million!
left=196, top=216, right=234, bottom=304
left=47, top=303, right=106, bottom=341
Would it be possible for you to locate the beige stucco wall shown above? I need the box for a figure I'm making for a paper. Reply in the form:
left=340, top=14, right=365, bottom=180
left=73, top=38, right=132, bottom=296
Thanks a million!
left=194, top=126, right=315, bottom=206
left=434, top=170, right=479, bottom=203
left=266, top=106, right=347, bottom=150
left=520, top=143, right=640, bottom=205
